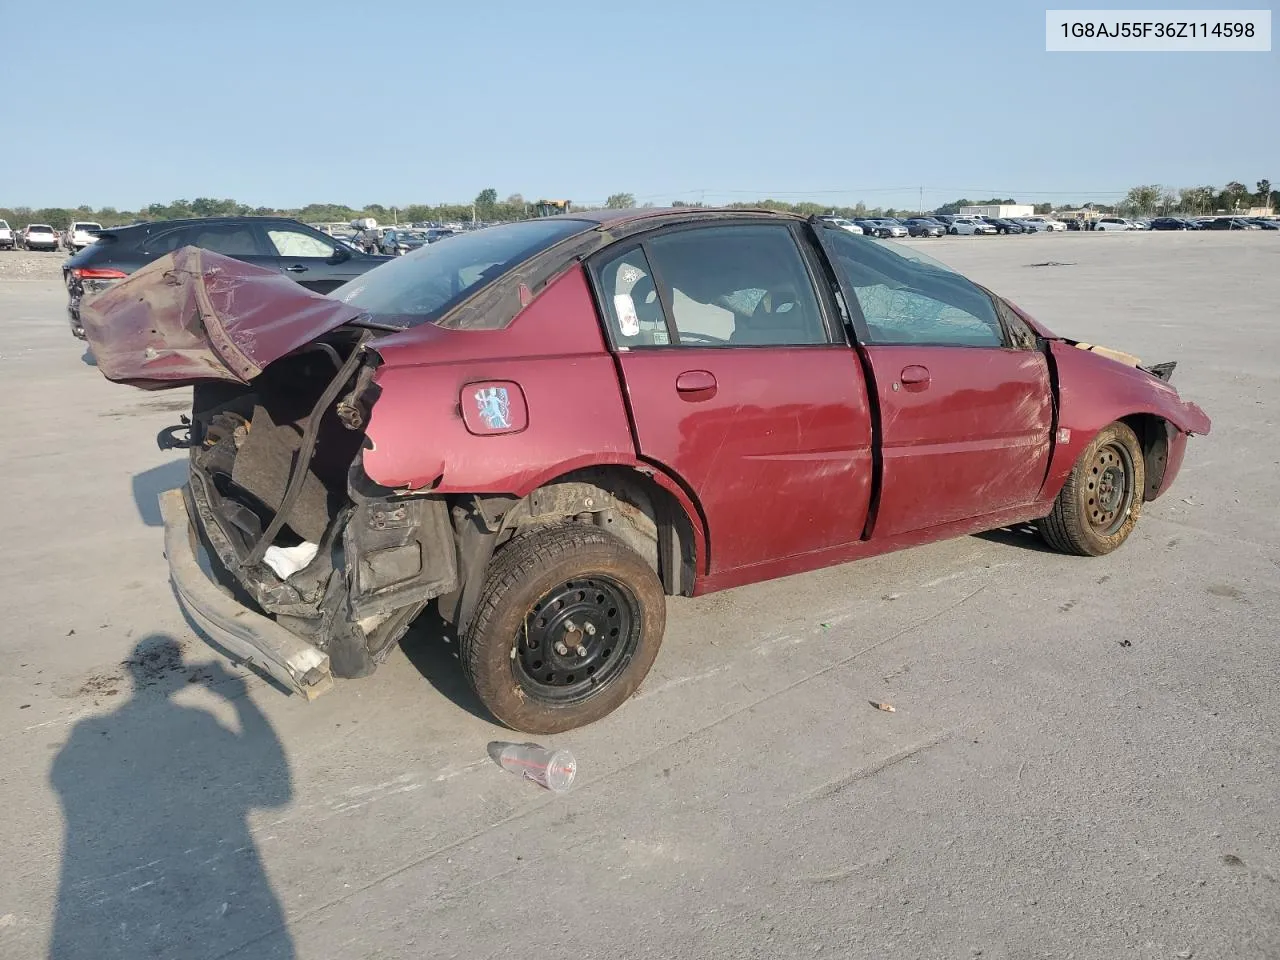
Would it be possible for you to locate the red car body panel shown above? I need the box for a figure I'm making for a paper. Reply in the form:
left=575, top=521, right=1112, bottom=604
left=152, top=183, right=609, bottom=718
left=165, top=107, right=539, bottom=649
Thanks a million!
left=363, top=265, right=640, bottom=495
left=860, top=345, right=1054, bottom=537
left=80, top=247, right=363, bottom=388
left=1043, top=341, right=1211, bottom=501
left=696, top=498, right=1057, bottom=594
left=615, top=345, right=874, bottom=574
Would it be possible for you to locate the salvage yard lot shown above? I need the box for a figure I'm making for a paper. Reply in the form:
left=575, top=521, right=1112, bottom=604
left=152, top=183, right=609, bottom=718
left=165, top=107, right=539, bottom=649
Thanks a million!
left=1, top=232, right=1277, bottom=959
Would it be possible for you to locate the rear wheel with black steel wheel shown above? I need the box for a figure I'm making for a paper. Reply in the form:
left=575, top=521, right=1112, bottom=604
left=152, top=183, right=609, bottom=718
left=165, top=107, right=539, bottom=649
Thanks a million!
left=1038, top=421, right=1146, bottom=556
left=461, top=524, right=666, bottom=733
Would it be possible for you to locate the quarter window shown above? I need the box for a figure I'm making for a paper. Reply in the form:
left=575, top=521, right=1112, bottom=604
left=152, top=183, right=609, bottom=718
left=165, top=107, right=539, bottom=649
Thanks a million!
left=822, top=230, right=1005, bottom=347
left=597, top=247, right=673, bottom=347
left=143, top=228, right=190, bottom=254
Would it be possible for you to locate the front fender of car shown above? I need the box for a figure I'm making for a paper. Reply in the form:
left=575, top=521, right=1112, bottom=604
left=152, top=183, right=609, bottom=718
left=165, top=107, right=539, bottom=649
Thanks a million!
left=1041, top=340, right=1211, bottom=502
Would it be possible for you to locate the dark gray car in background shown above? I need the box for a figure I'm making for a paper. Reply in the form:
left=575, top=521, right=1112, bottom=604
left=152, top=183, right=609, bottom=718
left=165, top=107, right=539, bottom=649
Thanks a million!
left=62, top=216, right=391, bottom=338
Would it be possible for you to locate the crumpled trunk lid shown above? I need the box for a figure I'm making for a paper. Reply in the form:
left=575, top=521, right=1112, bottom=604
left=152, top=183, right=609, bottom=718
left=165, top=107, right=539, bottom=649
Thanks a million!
left=81, top=246, right=366, bottom=388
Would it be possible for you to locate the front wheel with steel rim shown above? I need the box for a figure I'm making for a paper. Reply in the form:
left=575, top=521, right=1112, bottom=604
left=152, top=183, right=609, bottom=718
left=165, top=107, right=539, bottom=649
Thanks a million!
left=1038, top=421, right=1146, bottom=556
left=461, top=523, right=666, bottom=733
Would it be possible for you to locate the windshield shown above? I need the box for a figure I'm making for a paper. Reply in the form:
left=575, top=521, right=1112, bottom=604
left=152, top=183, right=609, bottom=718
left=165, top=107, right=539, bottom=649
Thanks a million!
left=334, top=219, right=591, bottom=328
left=74, top=223, right=102, bottom=232
left=29, top=225, right=53, bottom=232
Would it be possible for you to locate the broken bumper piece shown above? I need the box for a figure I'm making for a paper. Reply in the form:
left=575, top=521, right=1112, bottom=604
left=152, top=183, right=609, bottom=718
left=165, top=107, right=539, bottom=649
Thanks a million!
left=159, top=488, right=333, bottom=699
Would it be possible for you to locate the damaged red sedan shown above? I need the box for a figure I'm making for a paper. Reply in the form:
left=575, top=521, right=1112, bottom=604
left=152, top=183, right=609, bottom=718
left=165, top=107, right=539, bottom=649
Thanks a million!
left=83, top=209, right=1211, bottom=733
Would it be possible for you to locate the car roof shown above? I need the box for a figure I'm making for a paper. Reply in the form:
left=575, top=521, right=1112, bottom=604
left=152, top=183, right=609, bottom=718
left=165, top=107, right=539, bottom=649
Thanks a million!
left=100, top=215, right=306, bottom=234
left=543, top=206, right=804, bottom=229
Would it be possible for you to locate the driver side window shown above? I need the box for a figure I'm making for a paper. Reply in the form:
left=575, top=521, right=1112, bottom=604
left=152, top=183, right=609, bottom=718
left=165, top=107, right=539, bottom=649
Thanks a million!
left=822, top=229, right=1005, bottom=347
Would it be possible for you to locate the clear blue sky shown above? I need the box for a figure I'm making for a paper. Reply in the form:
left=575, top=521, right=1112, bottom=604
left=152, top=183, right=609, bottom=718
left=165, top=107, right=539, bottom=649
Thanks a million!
left=0, top=0, right=1275, bottom=211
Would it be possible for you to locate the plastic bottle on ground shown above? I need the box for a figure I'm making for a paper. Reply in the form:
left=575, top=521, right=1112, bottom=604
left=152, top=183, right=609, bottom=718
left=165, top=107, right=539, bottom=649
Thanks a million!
left=497, top=743, right=577, bottom=792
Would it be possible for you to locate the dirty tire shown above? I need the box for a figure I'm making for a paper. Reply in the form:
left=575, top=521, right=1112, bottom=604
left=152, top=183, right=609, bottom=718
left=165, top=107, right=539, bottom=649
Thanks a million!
left=1039, top=421, right=1146, bottom=556
left=461, top=524, right=666, bottom=734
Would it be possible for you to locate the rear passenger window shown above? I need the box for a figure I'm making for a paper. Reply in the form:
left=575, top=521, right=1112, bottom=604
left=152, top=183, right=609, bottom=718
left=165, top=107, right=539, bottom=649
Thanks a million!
left=822, top=230, right=1005, bottom=347
left=143, top=225, right=263, bottom=257
left=188, top=226, right=263, bottom=256
left=595, top=225, right=829, bottom=348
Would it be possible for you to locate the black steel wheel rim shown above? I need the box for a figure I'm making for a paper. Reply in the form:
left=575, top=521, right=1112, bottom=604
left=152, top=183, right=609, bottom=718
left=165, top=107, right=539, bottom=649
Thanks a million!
left=513, top=575, right=640, bottom=704
left=1086, top=441, right=1135, bottom=535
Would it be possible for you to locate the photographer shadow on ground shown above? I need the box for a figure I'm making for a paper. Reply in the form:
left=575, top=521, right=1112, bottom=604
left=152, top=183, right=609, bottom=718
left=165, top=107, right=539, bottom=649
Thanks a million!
left=48, top=635, right=296, bottom=959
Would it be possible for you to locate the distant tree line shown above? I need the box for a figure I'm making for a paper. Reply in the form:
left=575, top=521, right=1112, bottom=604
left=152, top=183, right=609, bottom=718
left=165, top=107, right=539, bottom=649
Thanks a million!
left=2, top=180, right=1272, bottom=232
left=1116, top=180, right=1275, bottom=217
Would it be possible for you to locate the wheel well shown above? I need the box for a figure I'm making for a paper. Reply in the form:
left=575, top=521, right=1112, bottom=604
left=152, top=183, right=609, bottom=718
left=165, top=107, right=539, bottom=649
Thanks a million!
left=1120, top=413, right=1170, bottom=500
left=502, top=466, right=697, bottom=597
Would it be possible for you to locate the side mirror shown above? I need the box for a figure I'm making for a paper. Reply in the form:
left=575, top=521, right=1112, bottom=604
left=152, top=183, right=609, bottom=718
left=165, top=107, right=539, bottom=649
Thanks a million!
left=328, top=245, right=352, bottom=264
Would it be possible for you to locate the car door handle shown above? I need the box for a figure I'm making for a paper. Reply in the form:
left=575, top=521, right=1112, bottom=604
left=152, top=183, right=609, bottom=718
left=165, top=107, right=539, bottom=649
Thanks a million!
left=675, top=369, right=717, bottom=401
left=285, top=264, right=308, bottom=273
left=900, top=364, right=931, bottom=386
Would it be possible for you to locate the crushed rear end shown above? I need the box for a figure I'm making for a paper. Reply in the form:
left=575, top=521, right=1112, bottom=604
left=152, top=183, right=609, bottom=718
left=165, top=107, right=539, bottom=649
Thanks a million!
left=82, top=249, right=459, bottom=697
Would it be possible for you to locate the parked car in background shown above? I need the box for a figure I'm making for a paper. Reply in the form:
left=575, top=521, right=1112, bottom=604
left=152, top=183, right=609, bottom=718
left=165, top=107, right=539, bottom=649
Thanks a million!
left=1094, top=217, right=1133, bottom=232
left=854, top=219, right=907, bottom=239
left=902, top=218, right=945, bottom=237
left=1202, top=217, right=1260, bottom=231
left=1023, top=216, right=1067, bottom=232
left=62, top=216, right=391, bottom=338
left=817, top=216, right=865, bottom=235
left=425, top=227, right=458, bottom=243
left=1150, top=217, right=1193, bottom=230
left=21, top=224, right=60, bottom=251
left=79, top=207, right=1211, bottom=732
left=1247, top=218, right=1279, bottom=230
left=981, top=217, right=1026, bottom=235
left=66, top=221, right=104, bottom=251
left=0, top=219, right=14, bottom=250
left=1129, top=219, right=1149, bottom=230
left=379, top=229, right=429, bottom=256
left=946, top=216, right=996, bottom=236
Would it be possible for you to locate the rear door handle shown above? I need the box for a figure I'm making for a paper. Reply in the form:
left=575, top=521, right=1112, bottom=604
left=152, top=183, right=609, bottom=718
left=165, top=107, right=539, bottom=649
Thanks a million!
left=285, top=264, right=308, bottom=273
left=900, top=364, right=930, bottom=386
left=675, top=369, right=717, bottom=401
